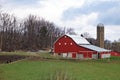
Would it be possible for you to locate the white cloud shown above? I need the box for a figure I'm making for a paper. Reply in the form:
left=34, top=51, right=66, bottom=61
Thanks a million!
left=59, top=12, right=99, bottom=38
left=105, top=25, right=120, bottom=41
left=36, top=0, right=85, bottom=22
left=1, top=0, right=120, bottom=41
left=2, top=0, right=84, bottom=20
left=0, top=0, right=6, bottom=4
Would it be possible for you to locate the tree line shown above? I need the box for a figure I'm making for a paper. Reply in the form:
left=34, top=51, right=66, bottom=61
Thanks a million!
left=0, top=12, right=64, bottom=51
left=0, top=11, right=120, bottom=52
left=104, top=39, right=120, bottom=52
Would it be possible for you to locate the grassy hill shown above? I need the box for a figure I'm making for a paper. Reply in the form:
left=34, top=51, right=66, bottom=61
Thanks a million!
left=0, top=51, right=120, bottom=80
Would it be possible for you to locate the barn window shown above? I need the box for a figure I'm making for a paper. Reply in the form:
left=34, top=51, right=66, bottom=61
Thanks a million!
left=64, top=36, right=67, bottom=38
left=59, top=43, right=61, bottom=45
left=70, top=43, right=73, bottom=45
left=64, top=43, right=67, bottom=45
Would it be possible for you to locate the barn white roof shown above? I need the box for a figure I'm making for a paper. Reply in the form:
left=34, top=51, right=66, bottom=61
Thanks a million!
left=66, top=34, right=110, bottom=52
left=80, top=44, right=111, bottom=52
left=66, top=34, right=90, bottom=45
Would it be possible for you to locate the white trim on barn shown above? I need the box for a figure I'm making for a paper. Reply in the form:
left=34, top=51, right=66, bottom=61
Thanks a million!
left=77, top=54, right=84, bottom=59
left=101, top=54, right=111, bottom=58
left=92, top=54, right=98, bottom=59
left=67, top=53, right=72, bottom=58
left=62, top=53, right=67, bottom=57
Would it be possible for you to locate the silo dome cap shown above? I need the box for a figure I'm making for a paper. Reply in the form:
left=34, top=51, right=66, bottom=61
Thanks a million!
left=97, top=23, right=104, bottom=27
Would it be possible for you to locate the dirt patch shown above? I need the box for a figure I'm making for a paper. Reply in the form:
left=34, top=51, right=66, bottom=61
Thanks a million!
left=0, top=55, right=28, bottom=64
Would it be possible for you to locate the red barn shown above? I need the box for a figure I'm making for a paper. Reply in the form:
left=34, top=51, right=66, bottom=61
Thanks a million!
left=54, top=34, right=111, bottom=59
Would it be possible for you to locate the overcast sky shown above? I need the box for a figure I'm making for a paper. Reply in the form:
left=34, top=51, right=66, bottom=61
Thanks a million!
left=0, top=0, right=120, bottom=41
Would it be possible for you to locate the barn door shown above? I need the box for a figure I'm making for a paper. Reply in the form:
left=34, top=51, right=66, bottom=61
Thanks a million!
left=98, top=53, right=100, bottom=59
left=72, top=53, right=76, bottom=58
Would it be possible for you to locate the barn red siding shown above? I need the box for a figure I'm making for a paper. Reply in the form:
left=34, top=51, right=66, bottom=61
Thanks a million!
left=111, top=51, right=120, bottom=56
left=54, top=35, right=92, bottom=53
left=82, top=52, right=92, bottom=58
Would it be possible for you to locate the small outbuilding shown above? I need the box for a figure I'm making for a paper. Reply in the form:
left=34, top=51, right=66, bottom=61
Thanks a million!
left=54, top=34, right=111, bottom=59
left=111, top=51, right=120, bottom=57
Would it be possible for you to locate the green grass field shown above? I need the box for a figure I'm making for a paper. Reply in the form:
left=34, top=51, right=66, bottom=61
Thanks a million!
left=0, top=52, right=120, bottom=80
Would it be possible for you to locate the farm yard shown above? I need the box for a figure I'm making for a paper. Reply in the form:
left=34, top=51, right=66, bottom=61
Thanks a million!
left=0, top=51, right=120, bottom=80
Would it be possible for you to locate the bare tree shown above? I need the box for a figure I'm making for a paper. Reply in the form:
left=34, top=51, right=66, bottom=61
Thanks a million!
left=111, top=40, right=120, bottom=52
left=104, top=40, right=112, bottom=50
left=66, top=28, right=76, bottom=35
left=0, top=12, right=19, bottom=51
left=0, top=12, right=64, bottom=51
left=81, top=32, right=91, bottom=38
